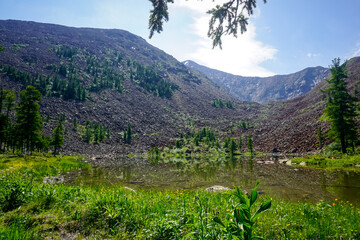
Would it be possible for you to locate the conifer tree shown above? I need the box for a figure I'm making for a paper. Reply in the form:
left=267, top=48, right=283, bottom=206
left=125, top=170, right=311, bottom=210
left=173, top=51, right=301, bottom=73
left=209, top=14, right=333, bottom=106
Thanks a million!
left=322, top=58, right=358, bottom=153
left=229, top=137, right=237, bottom=155
left=124, top=124, right=132, bottom=144
left=247, top=134, right=254, bottom=154
left=317, top=126, right=324, bottom=149
left=51, top=122, right=63, bottom=155
left=16, top=86, right=43, bottom=153
left=238, top=136, right=243, bottom=152
left=0, top=89, right=16, bottom=151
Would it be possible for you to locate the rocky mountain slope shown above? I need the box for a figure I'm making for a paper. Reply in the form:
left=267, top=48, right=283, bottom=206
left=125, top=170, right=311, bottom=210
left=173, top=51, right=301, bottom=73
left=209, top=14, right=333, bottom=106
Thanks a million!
left=183, top=60, right=330, bottom=103
left=0, top=20, right=259, bottom=155
left=0, top=20, right=359, bottom=155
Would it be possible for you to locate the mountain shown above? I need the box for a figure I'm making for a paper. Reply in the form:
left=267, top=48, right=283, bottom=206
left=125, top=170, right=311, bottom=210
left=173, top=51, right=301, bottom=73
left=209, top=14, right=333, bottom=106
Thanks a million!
left=1, top=20, right=359, bottom=155
left=0, top=20, right=259, bottom=155
left=183, top=60, right=330, bottom=103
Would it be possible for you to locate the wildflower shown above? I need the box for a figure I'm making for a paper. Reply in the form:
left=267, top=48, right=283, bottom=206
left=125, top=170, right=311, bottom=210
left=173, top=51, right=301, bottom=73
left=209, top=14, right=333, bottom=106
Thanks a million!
left=332, top=203, right=335, bottom=206
left=226, top=209, right=230, bottom=212
left=335, top=198, right=338, bottom=201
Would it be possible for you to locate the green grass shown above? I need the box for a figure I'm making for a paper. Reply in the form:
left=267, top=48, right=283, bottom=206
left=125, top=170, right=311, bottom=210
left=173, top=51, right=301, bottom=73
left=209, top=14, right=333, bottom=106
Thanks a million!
left=0, top=153, right=359, bottom=239
left=291, top=154, right=360, bottom=171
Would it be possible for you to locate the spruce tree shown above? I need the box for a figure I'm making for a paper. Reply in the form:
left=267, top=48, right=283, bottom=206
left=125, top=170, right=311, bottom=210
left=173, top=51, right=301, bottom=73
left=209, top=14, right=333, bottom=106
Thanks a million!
left=247, top=134, right=254, bottom=154
left=238, top=136, right=243, bottom=152
left=322, top=58, right=358, bottom=153
left=0, top=89, right=15, bottom=151
left=16, top=86, right=43, bottom=153
left=127, top=124, right=132, bottom=144
left=317, top=126, right=324, bottom=149
left=51, top=122, right=63, bottom=155
left=229, top=138, right=237, bottom=155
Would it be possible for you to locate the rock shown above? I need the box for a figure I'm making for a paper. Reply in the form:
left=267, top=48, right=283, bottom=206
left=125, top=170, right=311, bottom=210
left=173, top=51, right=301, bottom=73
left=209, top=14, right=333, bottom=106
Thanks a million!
left=124, top=186, right=136, bottom=193
left=43, top=175, right=64, bottom=184
left=264, top=161, right=274, bottom=164
left=286, top=160, right=292, bottom=166
left=300, top=162, right=307, bottom=166
left=206, top=185, right=231, bottom=192
left=354, top=164, right=360, bottom=167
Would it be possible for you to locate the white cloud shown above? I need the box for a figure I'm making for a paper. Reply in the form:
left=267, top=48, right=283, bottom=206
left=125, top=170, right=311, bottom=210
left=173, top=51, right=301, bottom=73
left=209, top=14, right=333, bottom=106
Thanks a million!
left=307, top=53, right=320, bottom=58
left=351, top=43, right=360, bottom=57
left=171, top=1, right=277, bottom=77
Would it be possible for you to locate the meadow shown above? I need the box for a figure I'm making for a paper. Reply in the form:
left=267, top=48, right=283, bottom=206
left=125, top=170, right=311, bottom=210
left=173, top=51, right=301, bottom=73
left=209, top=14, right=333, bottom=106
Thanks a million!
left=0, top=154, right=359, bottom=239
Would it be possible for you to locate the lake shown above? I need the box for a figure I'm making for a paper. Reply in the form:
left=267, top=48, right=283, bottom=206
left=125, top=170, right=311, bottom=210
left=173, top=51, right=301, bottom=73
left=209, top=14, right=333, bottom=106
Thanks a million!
left=67, top=155, right=360, bottom=206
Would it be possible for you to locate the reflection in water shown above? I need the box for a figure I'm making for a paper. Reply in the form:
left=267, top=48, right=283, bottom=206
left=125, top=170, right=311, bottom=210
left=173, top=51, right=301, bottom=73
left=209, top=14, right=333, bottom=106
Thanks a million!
left=68, top=155, right=360, bottom=206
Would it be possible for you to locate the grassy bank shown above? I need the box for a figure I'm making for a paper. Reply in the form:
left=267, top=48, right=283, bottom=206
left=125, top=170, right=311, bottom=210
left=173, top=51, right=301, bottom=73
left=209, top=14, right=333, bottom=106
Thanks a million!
left=291, top=154, right=360, bottom=171
left=0, top=154, right=359, bottom=239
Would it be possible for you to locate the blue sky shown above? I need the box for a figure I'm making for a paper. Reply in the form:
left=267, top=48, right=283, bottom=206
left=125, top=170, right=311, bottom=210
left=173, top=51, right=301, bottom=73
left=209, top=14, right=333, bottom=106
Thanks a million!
left=0, top=0, right=359, bottom=77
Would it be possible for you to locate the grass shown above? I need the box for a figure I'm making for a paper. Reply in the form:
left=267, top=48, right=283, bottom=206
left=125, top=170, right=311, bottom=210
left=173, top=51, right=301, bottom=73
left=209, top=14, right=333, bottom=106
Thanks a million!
left=0, top=153, right=359, bottom=239
left=291, top=154, right=360, bottom=171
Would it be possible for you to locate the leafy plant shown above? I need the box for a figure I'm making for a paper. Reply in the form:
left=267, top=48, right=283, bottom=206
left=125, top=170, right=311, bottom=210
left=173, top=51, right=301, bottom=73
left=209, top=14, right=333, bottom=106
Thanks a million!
left=213, top=181, right=271, bottom=239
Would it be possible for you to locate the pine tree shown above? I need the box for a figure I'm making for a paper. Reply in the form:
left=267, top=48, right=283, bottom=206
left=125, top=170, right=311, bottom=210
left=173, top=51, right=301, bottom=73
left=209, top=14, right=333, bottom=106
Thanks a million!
left=0, top=89, right=15, bottom=151
left=126, top=124, right=132, bottom=144
left=229, top=138, right=237, bottom=155
left=322, top=58, right=358, bottom=153
left=51, top=122, right=63, bottom=155
left=16, top=86, right=43, bottom=153
left=124, top=124, right=132, bottom=144
left=238, top=136, right=243, bottom=152
left=247, top=134, right=254, bottom=154
left=317, top=126, right=324, bottom=149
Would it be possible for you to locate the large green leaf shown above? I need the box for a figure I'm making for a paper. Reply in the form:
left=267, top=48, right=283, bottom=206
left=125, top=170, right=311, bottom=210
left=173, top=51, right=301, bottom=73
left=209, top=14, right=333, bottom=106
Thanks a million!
left=250, top=180, right=259, bottom=206
left=234, top=208, right=245, bottom=224
left=251, top=200, right=271, bottom=221
left=213, top=216, right=225, bottom=228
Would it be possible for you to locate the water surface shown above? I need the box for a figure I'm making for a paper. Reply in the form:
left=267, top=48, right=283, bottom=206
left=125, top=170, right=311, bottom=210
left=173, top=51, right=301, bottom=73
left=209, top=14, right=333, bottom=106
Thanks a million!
left=68, top=155, right=360, bottom=206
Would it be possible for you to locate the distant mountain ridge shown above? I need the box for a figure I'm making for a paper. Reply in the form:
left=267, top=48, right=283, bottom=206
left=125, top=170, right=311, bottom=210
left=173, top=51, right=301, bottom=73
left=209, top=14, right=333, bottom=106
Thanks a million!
left=183, top=60, right=330, bottom=103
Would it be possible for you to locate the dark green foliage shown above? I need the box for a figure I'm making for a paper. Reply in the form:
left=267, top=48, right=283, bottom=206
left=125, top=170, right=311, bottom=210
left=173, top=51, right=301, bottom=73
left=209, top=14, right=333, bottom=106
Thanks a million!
left=322, top=58, right=358, bottom=153
left=0, top=65, right=86, bottom=101
left=0, top=89, right=16, bottom=151
left=223, top=138, right=229, bottom=149
left=0, top=179, right=29, bottom=212
left=247, top=134, right=254, bottom=154
left=131, top=62, right=178, bottom=98
left=16, top=86, right=43, bottom=153
left=148, top=0, right=266, bottom=48
left=82, top=120, right=110, bottom=144
left=211, top=99, right=233, bottom=109
left=175, top=140, right=183, bottom=148
left=238, top=136, right=243, bottom=152
left=148, top=0, right=174, bottom=38
left=51, top=122, right=64, bottom=155
left=193, top=127, right=216, bottom=146
left=229, top=138, right=237, bottom=155
left=58, top=64, right=67, bottom=77
left=237, top=119, right=253, bottom=129
left=0, top=44, right=4, bottom=52
left=123, top=124, right=132, bottom=144
left=317, top=127, right=324, bottom=149
left=86, top=55, right=124, bottom=93
left=73, top=117, right=78, bottom=130
left=55, top=45, right=78, bottom=59
left=213, top=181, right=271, bottom=239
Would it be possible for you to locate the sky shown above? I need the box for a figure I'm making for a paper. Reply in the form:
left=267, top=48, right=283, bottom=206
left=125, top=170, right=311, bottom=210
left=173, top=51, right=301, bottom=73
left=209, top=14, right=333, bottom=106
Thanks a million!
left=0, top=0, right=360, bottom=77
